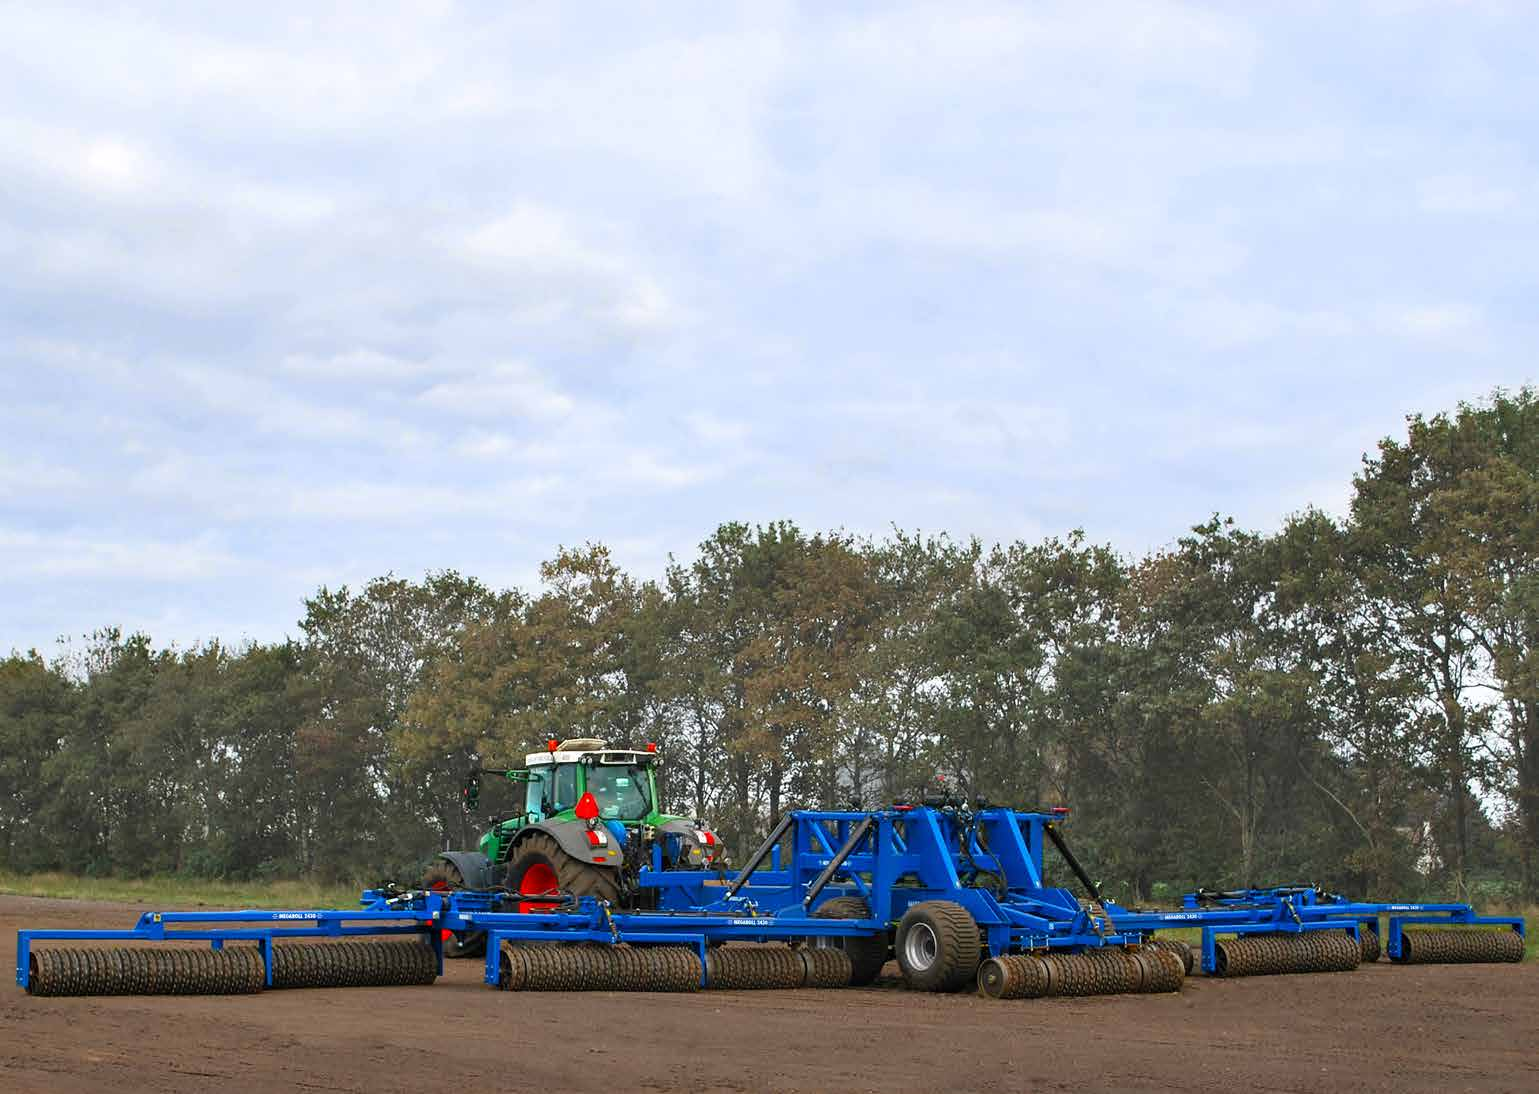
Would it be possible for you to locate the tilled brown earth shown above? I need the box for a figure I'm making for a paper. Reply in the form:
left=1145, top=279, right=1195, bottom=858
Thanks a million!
left=2, top=894, right=1535, bottom=1093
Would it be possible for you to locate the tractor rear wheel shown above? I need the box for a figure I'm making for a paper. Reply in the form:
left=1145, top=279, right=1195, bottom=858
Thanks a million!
left=895, top=900, right=981, bottom=992
left=505, top=832, right=622, bottom=911
left=422, top=860, right=487, bottom=959
left=811, top=895, right=890, bottom=986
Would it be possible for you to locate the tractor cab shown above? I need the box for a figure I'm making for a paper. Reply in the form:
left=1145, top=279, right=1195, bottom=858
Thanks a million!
left=442, top=738, right=723, bottom=949
left=522, top=738, right=660, bottom=824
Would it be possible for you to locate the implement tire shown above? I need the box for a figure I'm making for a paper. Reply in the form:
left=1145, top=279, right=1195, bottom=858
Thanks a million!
left=506, top=832, right=621, bottom=909
left=811, top=896, right=890, bottom=986
left=423, top=860, right=487, bottom=959
left=896, top=900, right=982, bottom=993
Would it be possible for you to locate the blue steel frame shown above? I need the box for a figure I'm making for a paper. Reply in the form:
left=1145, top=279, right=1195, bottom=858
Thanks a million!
left=464, top=805, right=1144, bottom=988
left=14, top=807, right=1527, bottom=991
left=1121, top=886, right=1527, bottom=972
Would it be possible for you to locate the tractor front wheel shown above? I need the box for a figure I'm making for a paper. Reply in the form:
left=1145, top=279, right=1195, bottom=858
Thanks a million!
left=505, top=832, right=622, bottom=911
left=422, top=860, right=487, bottom=959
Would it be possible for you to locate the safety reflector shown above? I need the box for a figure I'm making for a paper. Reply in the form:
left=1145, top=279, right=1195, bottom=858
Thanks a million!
left=441, top=928, right=453, bottom=941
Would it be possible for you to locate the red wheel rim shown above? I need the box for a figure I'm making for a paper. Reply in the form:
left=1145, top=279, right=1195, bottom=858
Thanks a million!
left=519, top=862, right=560, bottom=913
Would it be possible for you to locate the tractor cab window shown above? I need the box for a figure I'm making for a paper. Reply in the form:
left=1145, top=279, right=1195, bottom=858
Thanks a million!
left=584, top=763, right=652, bottom=821
left=528, top=763, right=579, bottom=816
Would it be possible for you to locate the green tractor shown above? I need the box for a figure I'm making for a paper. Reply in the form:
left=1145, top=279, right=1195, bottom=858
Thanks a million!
left=422, top=738, right=727, bottom=957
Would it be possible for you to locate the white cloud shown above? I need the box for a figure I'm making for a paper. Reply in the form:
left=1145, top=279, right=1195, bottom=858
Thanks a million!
left=685, top=413, right=750, bottom=445
left=280, top=349, right=428, bottom=382
left=1387, top=305, right=1478, bottom=338
left=81, top=138, right=156, bottom=192
left=172, top=367, right=389, bottom=441
left=454, top=430, right=519, bottom=460
left=285, top=478, right=563, bottom=521
left=418, top=363, right=576, bottom=420
left=830, top=2, right=1255, bottom=95
left=0, top=528, right=244, bottom=581
left=455, top=205, right=602, bottom=270
left=1172, top=299, right=1358, bottom=349
left=1417, top=174, right=1517, bottom=214
left=0, top=458, right=88, bottom=496
left=612, top=452, right=712, bottom=490
left=446, top=205, right=681, bottom=332
left=1, top=2, right=1535, bottom=655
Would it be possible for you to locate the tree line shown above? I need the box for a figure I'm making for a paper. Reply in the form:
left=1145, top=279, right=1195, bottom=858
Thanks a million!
left=2, top=389, right=1536, bottom=906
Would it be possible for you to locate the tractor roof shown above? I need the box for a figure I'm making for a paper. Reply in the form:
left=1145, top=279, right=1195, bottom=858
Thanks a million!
left=524, top=738, right=655, bottom=766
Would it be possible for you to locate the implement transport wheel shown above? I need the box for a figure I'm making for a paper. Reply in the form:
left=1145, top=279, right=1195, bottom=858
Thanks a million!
left=422, top=860, right=487, bottom=959
left=506, top=832, right=621, bottom=911
left=811, top=896, right=890, bottom=986
left=896, top=900, right=982, bottom=993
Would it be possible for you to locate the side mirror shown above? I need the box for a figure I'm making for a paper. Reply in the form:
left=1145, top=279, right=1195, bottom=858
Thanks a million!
left=462, top=771, right=481, bottom=814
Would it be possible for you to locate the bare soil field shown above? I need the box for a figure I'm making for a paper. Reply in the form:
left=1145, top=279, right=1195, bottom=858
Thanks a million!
left=2, top=894, right=1534, bottom=1093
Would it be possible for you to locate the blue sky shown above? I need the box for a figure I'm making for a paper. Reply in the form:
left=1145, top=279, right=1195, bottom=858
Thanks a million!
left=2, top=2, right=1535, bottom=655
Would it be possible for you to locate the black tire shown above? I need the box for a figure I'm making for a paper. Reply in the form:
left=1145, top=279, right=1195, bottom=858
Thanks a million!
left=811, top=896, right=890, bottom=986
left=506, top=831, right=622, bottom=906
left=896, top=900, right=982, bottom=992
left=423, top=859, right=487, bottom=959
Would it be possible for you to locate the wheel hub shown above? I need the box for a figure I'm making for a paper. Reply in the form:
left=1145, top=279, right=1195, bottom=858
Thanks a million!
left=903, top=922, right=938, bottom=971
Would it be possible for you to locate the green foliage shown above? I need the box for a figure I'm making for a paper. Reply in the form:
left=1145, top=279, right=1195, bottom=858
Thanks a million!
left=1, top=388, right=1536, bottom=902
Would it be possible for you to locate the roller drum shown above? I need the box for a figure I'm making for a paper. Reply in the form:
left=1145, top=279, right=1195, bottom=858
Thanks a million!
left=610, top=944, right=649, bottom=991
left=1393, top=928, right=1525, bottom=965
left=1147, top=938, right=1194, bottom=975
left=571, top=943, right=614, bottom=990
left=979, top=953, right=1050, bottom=1000
left=1082, top=949, right=1135, bottom=995
left=25, top=945, right=265, bottom=997
left=1049, top=952, right=1089, bottom=997
left=271, top=940, right=437, bottom=989
left=799, top=946, right=853, bottom=988
left=1213, top=932, right=1360, bottom=977
left=518, top=944, right=570, bottom=990
left=978, top=954, right=1043, bottom=1000
left=977, top=946, right=1182, bottom=1001
left=641, top=945, right=703, bottom=991
left=977, top=956, right=1016, bottom=999
left=498, top=942, right=528, bottom=991
left=705, top=945, right=804, bottom=990
left=1213, top=935, right=1266, bottom=977
left=1142, top=947, right=1184, bottom=992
